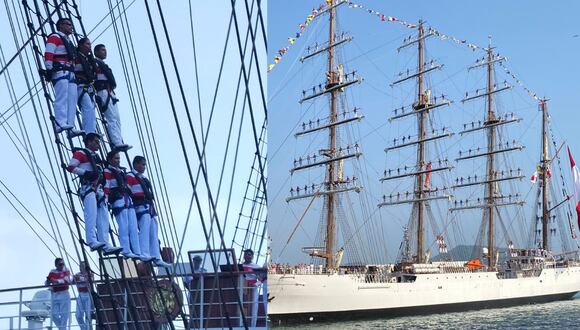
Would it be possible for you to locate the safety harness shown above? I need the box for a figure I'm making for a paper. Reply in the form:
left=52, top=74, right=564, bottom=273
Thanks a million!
left=74, top=148, right=104, bottom=201
left=106, top=166, right=130, bottom=216
left=133, top=173, right=155, bottom=220
left=94, top=58, right=118, bottom=112
left=76, top=52, right=97, bottom=106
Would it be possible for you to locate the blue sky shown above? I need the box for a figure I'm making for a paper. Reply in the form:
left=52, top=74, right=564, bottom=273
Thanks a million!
left=0, top=0, right=266, bottom=297
left=268, top=1, right=580, bottom=264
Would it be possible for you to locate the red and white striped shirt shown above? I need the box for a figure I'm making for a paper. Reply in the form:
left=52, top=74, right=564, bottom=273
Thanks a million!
left=95, top=61, right=107, bottom=83
left=73, top=272, right=92, bottom=293
left=126, top=171, right=147, bottom=203
left=44, top=32, right=73, bottom=70
left=67, top=149, right=98, bottom=177
left=104, top=166, right=125, bottom=199
left=243, top=262, right=260, bottom=286
left=47, top=268, right=71, bottom=292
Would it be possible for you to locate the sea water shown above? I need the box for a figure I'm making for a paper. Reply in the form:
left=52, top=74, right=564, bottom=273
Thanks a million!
left=275, top=295, right=580, bottom=329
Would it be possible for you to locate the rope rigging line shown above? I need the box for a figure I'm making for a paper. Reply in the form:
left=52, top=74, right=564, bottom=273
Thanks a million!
left=145, top=0, right=239, bottom=266
left=199, top=0, right=266, bottom=253
left=103, top=0, right=182, bottom=257
left=0, top=179, right=59, bottom=257
left=0, top=19, right=77, bottom=262
left=142, top=1, right=257, bottom=327
left=107, top=0, right=179, bottom=253
left=230, top=0, right=268, bottom=210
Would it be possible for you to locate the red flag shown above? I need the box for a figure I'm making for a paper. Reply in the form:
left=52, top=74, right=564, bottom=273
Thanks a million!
left=568, top=147, right=580, bottom=229
left=530, top=171, right=538, bottom=183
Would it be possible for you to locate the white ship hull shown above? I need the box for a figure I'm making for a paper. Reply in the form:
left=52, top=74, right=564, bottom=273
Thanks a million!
left=268, top=266, right=580, bottom=323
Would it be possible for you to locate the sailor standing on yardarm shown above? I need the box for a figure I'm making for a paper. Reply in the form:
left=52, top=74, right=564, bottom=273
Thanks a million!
left=74, top=37, right=98, bottom=134
left=93, top=44, right=131, bottom=151
left=43, top=18, right=81, bottom=135
left=67, top=132, right=122, bottom=254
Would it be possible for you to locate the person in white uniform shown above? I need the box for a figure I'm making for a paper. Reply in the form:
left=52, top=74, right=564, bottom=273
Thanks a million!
left=93, top=44, right=131, bottom=151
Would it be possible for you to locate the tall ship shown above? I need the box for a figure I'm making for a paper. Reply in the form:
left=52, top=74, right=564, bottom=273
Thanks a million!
left=268, top=0, right=580, bottom=323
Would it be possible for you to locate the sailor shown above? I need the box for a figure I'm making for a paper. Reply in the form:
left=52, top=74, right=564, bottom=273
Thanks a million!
left=104, top=150, right=143, bottom=259
left=242, top=249, right=261, bottom=327
left=73, top=261, right=93, bottom=330
left=45, top=258, right=71, bottom=330
left=183, top=255, right=207, bottom=287
left=66, top=133, right=122, bottom=254
left=93, top=44, right=131, bottom=151
left=126, top=156, right=171, bottom=267
left=43, top=18, right=80, bottom=135
left=74, top=37, right=97, bottom=134
left=183, top=255, right=207, bottom=328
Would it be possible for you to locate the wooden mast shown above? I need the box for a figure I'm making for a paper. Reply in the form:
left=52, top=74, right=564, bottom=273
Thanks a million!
left=485, top=41, right=497, bottom=268
left=325, top=0, right=337, bottom=269
left=541, top=99, right=550, bottom=251
left=415, top=21, right=426, bottom=263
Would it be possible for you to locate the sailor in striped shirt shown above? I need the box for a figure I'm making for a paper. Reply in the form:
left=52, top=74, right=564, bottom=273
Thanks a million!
left=44, top=18, right=80, bottom=134
left=104, top=150, right=144, bottom=260
left=242, top=249, right=263, bottom=328
left=45, top=258, right=71, bottom=330
left=126, top=156, right=171, bottom=267
left=73, top=261, right=93, bottom=330
left=66, top=133, right=121, bottom=255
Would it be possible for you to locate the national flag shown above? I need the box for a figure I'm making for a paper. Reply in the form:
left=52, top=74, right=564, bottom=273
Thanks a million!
left=530, top=170, right=538, bottom=183
left=568, top=147, right=580, bottom=229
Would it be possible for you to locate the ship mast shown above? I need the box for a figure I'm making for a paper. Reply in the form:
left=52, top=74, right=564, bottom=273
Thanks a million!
left=416, top=22, right=426, bottom=262
left=379, top=21, right=453, bottom=264
left=453, top=38, right=525, bottom=268
left=288, top=0, right=363, bottom=270
left=540, top=99, right=550, bottom=250
left=326, top=0, right=337, bottom=269
left=485, top=45, right=497, bottom=267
